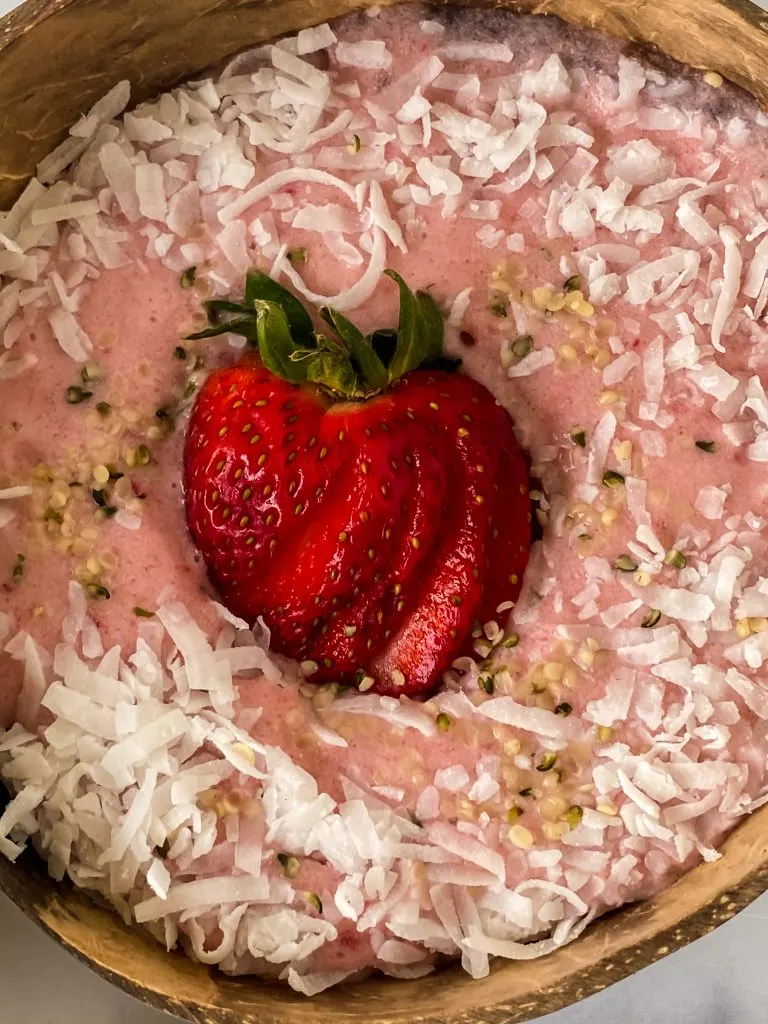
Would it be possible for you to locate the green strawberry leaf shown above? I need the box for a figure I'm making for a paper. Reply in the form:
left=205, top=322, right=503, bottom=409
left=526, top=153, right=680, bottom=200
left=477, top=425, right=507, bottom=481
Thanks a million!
left=186, top=316, right=260, bottom=342
left=383, top=270, right=443, bottom=383
left=304, top=347, right=359, bottom=396
left=186, top=267, right=447, bottom=401
left=384, top=269, right=423, bottom=382
left=204, top=300, right=254, bottom=319
left=245, top=269, right=314, bottom=346
left=255, top=301, right=312, bottom=383
left=319, top=306, right=388, bottom=393
left=416, top=290, right=444, bottom=363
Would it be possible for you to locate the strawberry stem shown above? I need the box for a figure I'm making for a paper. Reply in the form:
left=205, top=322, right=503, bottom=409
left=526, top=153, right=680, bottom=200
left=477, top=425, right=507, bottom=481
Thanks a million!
left=185, top=268, right=446, bottom=400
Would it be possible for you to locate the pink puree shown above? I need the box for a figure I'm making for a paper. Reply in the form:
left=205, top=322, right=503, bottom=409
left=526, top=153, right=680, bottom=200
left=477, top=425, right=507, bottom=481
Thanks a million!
left=2, top=2, right=768, bottom=977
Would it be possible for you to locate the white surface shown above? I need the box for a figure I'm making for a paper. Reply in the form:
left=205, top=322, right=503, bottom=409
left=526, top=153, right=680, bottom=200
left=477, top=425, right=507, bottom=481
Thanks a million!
left=2, top=0, right=768, bottom=1020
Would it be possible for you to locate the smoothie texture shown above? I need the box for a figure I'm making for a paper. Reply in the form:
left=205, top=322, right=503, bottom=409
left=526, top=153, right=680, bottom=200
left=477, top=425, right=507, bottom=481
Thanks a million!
left=2, top=3, right=768, bottom=994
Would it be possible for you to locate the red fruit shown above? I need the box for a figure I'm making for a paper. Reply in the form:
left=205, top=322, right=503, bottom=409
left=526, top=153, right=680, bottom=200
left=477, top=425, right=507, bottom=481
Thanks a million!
left=183, top=270, right=530, bottom=697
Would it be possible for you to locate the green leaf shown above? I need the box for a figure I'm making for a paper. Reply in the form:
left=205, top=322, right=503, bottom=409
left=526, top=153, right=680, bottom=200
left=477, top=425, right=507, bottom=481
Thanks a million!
left=384, top=270, right=444, bottom=383
left=245, top=269, right=314, bottom=346
left=255, top=301, right=312, bottom=383
left=184, top=264, right=447, bottom=401
left=304, top=348, right=359, bottom=396
left=416, top=290, right=444, bottom=363
left=185, top=317, right=259, bottom=341
left=384, top=269, right=422, bottom=382
left=204, top=299, right=254, bottom=320
left=186, top=300, right=259, bottom=340
left=315, top=332, right=342, bottom=352
left=319, top=306, right=388, bottom=393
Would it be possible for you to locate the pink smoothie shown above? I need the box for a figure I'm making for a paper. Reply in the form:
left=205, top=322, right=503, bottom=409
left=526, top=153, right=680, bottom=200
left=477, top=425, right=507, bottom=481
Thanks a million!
left=2, top=1, right=768, bottom=991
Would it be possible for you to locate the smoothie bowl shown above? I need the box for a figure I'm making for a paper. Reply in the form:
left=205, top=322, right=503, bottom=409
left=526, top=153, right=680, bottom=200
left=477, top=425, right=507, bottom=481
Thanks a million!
left=3, top=0, right=768, bottom=1020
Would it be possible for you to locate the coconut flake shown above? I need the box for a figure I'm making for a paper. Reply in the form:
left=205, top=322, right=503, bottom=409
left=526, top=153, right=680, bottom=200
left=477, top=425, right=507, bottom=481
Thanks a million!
left=30, top=200, right=101, bottom=226
left=642, top=336, right=665, bottom=409
left=601, top=599, right=643, bottom=628
left=439, top=42, right=514, bottom=62
left=434, top=765, right=470, bottom=792
left=725, top=668, right=768, bottom=719
left=426, top=822, right=504, bottom=881
left=99, top=143, right=141, bottom=223
left=584, top=673, right=635, bottom=727
left=736, top=578, right=768, bottom=618
left=135, top=164, right=167, bottom=222
left=124, top=112, right=173, bottom=145
left=296, top=23, right=337, bottom=55
left=666, top=334, right=700, bottom=371
left=287, top=968, right=356, bottom=996
left=626, top=251, right=700, bottom=306
left=617, top=625, right=681, bottom=666
left=611, top=57, right=646, bottom=110
left=336, top=41, right=392, bottom=70
left=48, top=309, right=93, bottom=363
left=618, top=769, right=660, bottom=818
left=0, top=485, right=33, bottom=501
left=37, top=81, right=131, bottom=184
left=311, top=723, right=348, bottom=748
left=744, top=235, right=768, bottom=299
left=415, top=157, right=462, bottom=197
left=368, top=179, right=406, bottom=252
left=522, top=55, right=571, bottom=103
left=742, top=375, right=768, bottom=426
left=747, top=434, right=768, bottom=462
left=397, top=92, right=431, bottom=125
left=448, top=287, right=472, bottom=327
left=271, top=45, right=329, bottom=90
left=219, top=168, right=358, bottom=226
left=695, top=485, right=728, bottom=521
left=279, top=224, right=386, bottom=312
left=333, top=694, right=436, bottom=737
left=586, top=411, right=617, bottom=485
left=135, top=875, right=271, bottom=923
left=507, top=347, right=555, bottom=379
left=477, top=698, right=580, bottom=740
left=642, top=586, right=714, bottom=622
left=606, top=140, right=671, bottom=186
left=711, top=225, right=742, bottom=352
left=0, top=786, right=47, bottom=860
left=688, top=362, right=739, bottom=402
left=217, top=220, right=250, bottom=273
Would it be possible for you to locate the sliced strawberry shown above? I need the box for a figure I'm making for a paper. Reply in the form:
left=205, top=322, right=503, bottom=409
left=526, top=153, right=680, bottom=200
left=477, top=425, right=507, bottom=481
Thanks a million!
left=474, top=439, right=531, bottom=626
left=183, top=270, right=531, bottom=697
left=370, top=383, right=503, bottom=694
left=394, top=370, right=531, bottom=630
left=265, top=402, right=413, bottom=656
left=309, top=413, right=449, bottom=678
left=184, top=357, right=341, bottom=624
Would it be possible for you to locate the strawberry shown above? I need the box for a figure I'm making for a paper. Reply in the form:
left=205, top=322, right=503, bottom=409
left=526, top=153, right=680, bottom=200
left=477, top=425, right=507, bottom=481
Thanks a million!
left=183, top=270, right=530, bottom=697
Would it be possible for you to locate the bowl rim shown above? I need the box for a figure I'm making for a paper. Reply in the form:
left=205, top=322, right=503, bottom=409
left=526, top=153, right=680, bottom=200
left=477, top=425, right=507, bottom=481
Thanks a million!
left=2, top=1, right=768, bottom=1022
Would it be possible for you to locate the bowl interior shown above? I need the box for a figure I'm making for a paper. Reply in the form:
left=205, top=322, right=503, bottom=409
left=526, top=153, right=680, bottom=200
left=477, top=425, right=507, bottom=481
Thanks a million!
left=2, top=0, right=768, bottom=1021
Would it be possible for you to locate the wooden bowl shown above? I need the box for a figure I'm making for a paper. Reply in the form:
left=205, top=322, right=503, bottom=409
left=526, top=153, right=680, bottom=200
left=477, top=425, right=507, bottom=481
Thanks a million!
left=2, top=0, right=768, bottom=1020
